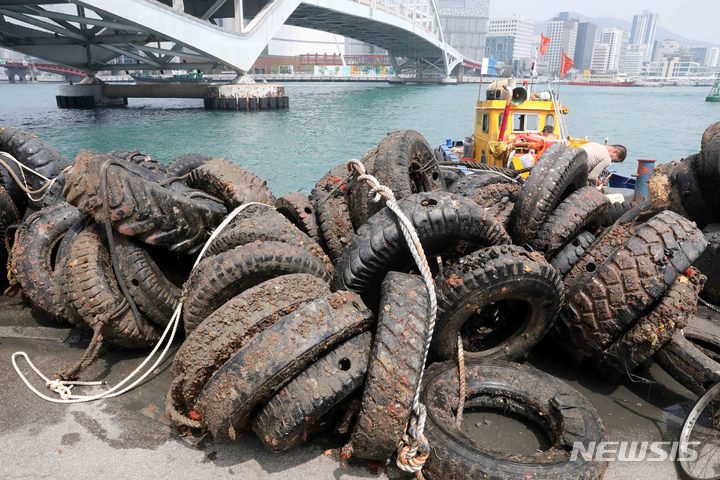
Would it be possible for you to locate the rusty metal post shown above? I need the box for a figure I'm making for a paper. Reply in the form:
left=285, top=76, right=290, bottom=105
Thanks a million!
left=633, top=159, right=656, bottom=202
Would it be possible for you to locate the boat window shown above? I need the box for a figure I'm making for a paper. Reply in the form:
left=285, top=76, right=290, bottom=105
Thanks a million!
left=498, top=113, right=504, bottom=129
left=482, top=114, right=489, bottom=133
left=545, top=114, right=555, bottom=129
left=512, top=113, right=539, bottom=132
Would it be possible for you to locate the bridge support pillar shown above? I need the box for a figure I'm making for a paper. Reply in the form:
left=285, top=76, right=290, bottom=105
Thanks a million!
left=56, top=83, right=127, bottom=109
left=203, top=83, right=288, bottom=111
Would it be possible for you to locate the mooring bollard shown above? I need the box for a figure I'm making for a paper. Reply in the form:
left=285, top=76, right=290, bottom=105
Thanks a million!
left=633, top=159, right=656, bottom=202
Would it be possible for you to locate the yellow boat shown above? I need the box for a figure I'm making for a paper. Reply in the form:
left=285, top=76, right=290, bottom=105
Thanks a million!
left=442, top=79, right=588, bottom=174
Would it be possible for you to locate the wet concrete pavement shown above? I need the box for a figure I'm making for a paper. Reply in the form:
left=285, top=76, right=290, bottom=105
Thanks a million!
left=0, top=295, right=701, bottom=480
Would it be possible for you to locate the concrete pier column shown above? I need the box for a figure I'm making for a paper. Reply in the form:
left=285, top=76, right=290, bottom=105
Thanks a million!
left=56, top=78, right=127, bottom=108
left=204, top=83, right=288, bottom=111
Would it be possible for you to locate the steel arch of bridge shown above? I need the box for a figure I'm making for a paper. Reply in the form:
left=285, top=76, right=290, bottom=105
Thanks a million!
left=0, top=0, right=466, bottom=77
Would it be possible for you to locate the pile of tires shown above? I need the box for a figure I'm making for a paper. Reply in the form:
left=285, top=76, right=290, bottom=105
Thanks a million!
left=5, top=125, right=720, bottom=480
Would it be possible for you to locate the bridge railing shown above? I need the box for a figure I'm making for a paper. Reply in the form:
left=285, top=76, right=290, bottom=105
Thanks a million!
left=353, top=0, right=442, bottom=41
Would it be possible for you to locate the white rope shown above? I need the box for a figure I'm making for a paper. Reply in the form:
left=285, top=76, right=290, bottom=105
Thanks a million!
left=12, top=202, right=272, bottom=404
left=0, top=151, right=72, bottom=202
left=346, top=159, right=435, bottom=476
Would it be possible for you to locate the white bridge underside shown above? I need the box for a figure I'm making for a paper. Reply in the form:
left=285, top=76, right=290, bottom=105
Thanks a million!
left=0, top=0, right=465, bottom=76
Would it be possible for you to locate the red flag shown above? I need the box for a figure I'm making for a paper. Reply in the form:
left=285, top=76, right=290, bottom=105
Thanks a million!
left=539, top=34, right=551, bottom=56
left=560, top=50, right=574, bottom=77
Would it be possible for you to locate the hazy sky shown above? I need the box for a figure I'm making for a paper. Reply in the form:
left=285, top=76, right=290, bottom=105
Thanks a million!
left=490, top=0, right=720, bottom=44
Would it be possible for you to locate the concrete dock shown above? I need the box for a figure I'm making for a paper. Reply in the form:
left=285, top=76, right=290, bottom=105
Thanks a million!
left=0, top=295, right=703, bottom=480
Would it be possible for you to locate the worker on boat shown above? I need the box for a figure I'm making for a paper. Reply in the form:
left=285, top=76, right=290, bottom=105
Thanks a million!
left=582, top=142, right=627, bottom=184
left=541, top=125, right=558, bottom=139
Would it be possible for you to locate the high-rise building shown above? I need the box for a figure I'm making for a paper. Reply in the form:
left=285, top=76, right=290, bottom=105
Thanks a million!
left=707, top=47, right=720, bottom=68
left=590, top=44, right=610, bottom=73
left=652, top=39, right=680, bottom=62
left=630, top=10, right=658, bottom=62
left=573, top=21, right=596, bottom=70
left=600, top=27, right=628, bottom=72
left=485, top=36, right=514, bottom=65
left=437, top=0, right=490, bottom=62
left=690, top=47, right=709, bottom=65
left=544, top=16, right=578, bottom=75
left=624, top=44, right=647, bottom=76
left=487, top=16, right=534, bottom=62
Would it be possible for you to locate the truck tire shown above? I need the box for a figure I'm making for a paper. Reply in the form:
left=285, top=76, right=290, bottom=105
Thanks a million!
left=593, top=268, right=704, bottom=377
left=550, top=231, right=596, bottom=276
left=311, top=164, right=355, bottom=262
left=696, top=122, right=720, bottom=211
left=350, top=273, right=429, bottom=460
left=63, top=151, right=227, bottom=253
left=169, top=274, right=330, bottom=413
left=108, top=150, right=166, bottom=174
left=64, top=224, right=159, bottom=347
left=561, top=210, right=707, bottom=358
left=187, top=158, right=275, bottom=208
left=275, top=192, right=324, bottom=248
left=675, top=155, right=717, bottom=226
left=599, top=200, right=639, bottom=228
left=347, top=148, right=377, bottom=230
left=9, top=202, right=81, bottom=321
left=448, top=171, right=515, bottom=198
left=422, top=361, right=607, bottom=480
left=333, top=191, right=510, bottom=301
left=655, top=314, right=720, bottom=395
left=0, top=126, right=71, bottom=211
left=531, top=186, right=609, bottom=255
left=433, top=245, right=563, bottom=362
left=182, top=241, right=333, bottom=334
left=694, top=224, right=720, bottom=305
left=55, top=216, right=89, bottom=327
left=510, top=144, right=589, bottom=245
left=166, top=153, right=211, bottom=177
left=194, top=291, right=373, bottom=440
left=114, top=236, right=186, bottom=327
left=203, top=203, right=331, bottom=270
left=354, top=130, right=445, bottom=224
left=252, top=331, right=371, bottom=453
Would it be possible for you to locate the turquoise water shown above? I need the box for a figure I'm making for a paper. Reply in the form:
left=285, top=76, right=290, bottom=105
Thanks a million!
left=0, top=82, right=718, bottom=195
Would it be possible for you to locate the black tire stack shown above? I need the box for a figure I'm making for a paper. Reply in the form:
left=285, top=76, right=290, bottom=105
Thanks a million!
left=5, top=125, right=720, bottom=480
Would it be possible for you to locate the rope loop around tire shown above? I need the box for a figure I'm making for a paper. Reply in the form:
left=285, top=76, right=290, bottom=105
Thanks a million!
left=346, top=159, right=437, bottom=476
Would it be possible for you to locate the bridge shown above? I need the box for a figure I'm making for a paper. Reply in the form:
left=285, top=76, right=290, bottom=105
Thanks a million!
left=0, top=0, right=472, bottom=80
left=2, top=60, right=86, bottom=82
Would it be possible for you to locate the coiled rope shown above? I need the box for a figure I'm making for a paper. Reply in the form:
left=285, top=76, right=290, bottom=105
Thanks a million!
left=12, top=201, right=271, bottom=404
left=346, top=159, right=436, bottom=478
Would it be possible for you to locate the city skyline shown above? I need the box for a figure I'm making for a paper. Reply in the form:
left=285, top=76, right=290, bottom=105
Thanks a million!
left=488, top=0, right=720, bottom=46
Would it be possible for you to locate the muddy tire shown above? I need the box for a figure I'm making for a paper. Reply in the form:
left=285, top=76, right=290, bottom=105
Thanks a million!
left=486, top=197, right=514, bottom=229
left=350, top=272, right=429, bottom=460
left=448, top=171, right=515, bottom=197
left=422, top=361, right=607, bottom=480
left=114, top=236, right=186, bottom=327
left=655, top=313, right=720, bottom=395
left=182, top=241, right=333, bottom=334
left=166, top=153, right=211, bottom=177
left=531, top=186, right=609, bottom=255
left=63, top=151, right=227, bottom=253
left=311, top=164, right=355, bottom=262
left=194, top=291, right=373, bottom=440
left=0, top=185, right=20, bottom=247
left=108, top=150, right=166, bottom=174
left=696, top=122, right=720, bottom=211
left=550, top=231, right=596, bottom=276
left=334, top=191, right=511, bottom=301
left=675, top=155, right=717, bottom=226
left=64, top=224, right=159, bottom=347
left=593, top=268, right=704, bottom=377
left=694, top=224, right=720, bottom=305
left=55, top=216, right=89, bottom=327
left=9, top=203, right=81, bottom=321
left=169, top=274, right=330, bottom=413
left=433, top=245, right=563, bottom=362
left=252, top=331, right=371, bottom=452
left=560, top=210, right=707, bottom=358
left=0, top=126, right=71, bottom=211
left=347, top=148, right=377, bottom=230
left=203, top=204, right=330, bottom=269
left=275, top=192, right=324, bottom=247
left=352, top=130, right=445, bottom=225
left=510, top=144, right=589, bottom=245
left=599, top=200, right=639, bottom=228
left=439, top=167, right=463, bottom=188
left=187, top=158, right=275, bottom=208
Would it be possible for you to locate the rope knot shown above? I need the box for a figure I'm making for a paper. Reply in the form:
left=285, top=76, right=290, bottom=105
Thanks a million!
left=47, top=379, right=74, bottom=400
